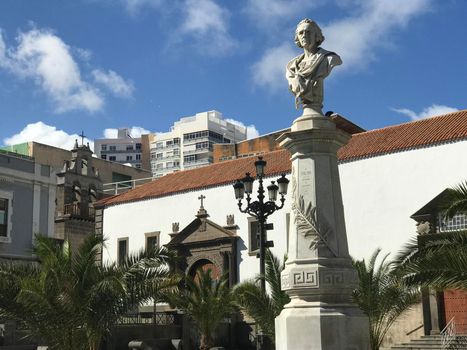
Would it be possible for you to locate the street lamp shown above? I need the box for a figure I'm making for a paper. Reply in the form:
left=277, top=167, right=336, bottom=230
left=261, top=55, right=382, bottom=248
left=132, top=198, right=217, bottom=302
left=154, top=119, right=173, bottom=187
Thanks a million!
left=233, top=156, right=289, bottom=292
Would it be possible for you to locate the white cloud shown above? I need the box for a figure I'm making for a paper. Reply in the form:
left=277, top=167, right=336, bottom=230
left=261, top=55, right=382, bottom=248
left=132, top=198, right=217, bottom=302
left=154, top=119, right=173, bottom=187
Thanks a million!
left=225, top=118, right=260, bottom=140
left=3, top=122, right=94, bottom=150
left=103, top=126, right=151, bottom=139
left=244, top=0, right=323, bottom=28
left=0, top=27, right=134, bottom=113
left=120, top=0, right=166, bottom=15
left=251, top=42, right=297, bottom=91
left=393, top=104, right=459, bottom=121
left=323, top=0, right=430, bottom=70
left=0, top=28, right=103, bottom=113
left=92, top=69, right=134, bottom=98
left=179, top=0, right=237, bottom=56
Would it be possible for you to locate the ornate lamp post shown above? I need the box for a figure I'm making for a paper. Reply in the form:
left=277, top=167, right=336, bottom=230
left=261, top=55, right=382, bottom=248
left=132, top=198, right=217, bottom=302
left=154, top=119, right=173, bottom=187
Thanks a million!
left=233, top=156, right=289, bottom=291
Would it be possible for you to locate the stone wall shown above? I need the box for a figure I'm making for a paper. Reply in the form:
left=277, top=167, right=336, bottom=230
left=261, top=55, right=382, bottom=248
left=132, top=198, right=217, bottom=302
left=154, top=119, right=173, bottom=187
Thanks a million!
left=212, top=130, right=286, bottom=163
left=380, top=303, right=425, bottom=350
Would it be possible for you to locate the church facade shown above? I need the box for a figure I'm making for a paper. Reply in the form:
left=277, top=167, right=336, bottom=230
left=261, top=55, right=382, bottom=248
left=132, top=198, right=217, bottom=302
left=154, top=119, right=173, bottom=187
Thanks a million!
left=97, top=110, right=467, bottom=345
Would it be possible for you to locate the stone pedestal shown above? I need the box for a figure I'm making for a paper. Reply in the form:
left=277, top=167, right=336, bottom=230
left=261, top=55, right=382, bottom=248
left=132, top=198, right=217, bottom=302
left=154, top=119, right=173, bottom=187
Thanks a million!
left=275, top=114, right=369, bottom=350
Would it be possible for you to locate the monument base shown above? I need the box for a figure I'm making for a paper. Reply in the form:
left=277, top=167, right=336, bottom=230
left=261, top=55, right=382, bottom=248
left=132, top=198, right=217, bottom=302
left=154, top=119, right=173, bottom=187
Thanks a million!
left=275, top=304, right=369, bottom=350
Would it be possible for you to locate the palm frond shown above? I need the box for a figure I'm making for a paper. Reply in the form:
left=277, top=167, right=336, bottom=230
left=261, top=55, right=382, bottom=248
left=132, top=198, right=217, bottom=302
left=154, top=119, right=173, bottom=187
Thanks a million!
left=442, top=181, right=467, bottom=219
left=353, top=249, right=420, bottom=350
left=395, top=232, right=467, bottom=290
left=293, top=195, right=337, bottom=256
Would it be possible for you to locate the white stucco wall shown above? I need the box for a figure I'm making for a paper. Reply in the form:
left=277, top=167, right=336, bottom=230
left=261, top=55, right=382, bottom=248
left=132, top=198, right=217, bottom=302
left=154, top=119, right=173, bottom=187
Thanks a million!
left=103, top=176, right=291, bottom=282
left=339, top=140, right=467, bottom=260
left=103, top=139, right=467, bottom=280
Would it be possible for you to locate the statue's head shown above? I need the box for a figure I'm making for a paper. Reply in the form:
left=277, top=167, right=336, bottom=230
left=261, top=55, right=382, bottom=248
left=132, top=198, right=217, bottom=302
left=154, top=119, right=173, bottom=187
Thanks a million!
left=294, top=19, right=324, bottom=48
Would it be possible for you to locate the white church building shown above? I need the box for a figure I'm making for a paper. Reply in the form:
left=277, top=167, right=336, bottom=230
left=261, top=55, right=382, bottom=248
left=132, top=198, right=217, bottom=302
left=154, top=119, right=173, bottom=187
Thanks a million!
left=96, top=110, right=467, bottom=345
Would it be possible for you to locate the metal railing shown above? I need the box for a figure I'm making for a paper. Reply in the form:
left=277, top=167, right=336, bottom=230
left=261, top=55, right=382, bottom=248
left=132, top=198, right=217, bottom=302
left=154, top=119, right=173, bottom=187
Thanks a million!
left=441, top=317, right=456, bottom=349
left=103, top=176, right=154, bottom=195
left=183, top=157, right=213, bottom=167
left=0, top=149, right=35, bottom=161
left=183, top=147, right=212, bottom=155
left=117, top=311, right=179, bottom=325
left=63, top=203, right=95, bottom=219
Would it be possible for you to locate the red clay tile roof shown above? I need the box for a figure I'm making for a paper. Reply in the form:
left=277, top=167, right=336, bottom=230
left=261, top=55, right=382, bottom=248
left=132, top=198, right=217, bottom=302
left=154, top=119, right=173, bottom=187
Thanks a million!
left=100, top=110, right=467, bottom=207
left=338, top=110, right=467, bottom=162
left=99, top=149, right=292, bottom=207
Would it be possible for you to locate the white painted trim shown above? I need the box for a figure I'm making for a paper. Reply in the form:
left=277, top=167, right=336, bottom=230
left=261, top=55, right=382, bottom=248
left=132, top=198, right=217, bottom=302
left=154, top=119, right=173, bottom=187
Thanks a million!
left=0, top=189, right=13, bottom=243
left=47, top=185, right=56, bottom=237
left=32, top=182, right=41, bottom=238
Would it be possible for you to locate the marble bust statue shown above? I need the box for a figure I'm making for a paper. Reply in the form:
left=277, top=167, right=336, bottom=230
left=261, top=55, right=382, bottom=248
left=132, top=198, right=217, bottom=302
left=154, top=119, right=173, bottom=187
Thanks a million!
left=286, top=19, right=342, bottom=114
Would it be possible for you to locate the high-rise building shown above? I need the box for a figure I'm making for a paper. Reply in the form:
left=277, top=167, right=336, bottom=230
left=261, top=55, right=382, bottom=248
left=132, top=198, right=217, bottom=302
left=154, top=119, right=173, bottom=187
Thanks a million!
left=94, top=128, right=143, bottom=169
left=150, top=110, right=247, bottom=177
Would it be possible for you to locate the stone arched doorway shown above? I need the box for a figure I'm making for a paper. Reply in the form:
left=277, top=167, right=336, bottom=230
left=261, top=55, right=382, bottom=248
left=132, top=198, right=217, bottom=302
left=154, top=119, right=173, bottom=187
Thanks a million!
left=189, top=259, right=221, bottom=282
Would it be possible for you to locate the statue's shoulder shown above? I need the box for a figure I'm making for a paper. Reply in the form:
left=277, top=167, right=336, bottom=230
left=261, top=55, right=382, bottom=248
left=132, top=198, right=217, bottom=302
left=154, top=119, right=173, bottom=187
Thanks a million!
left=318, top=48, right=337, bottom=57
left=318, top=48, right=342, bottom=65
left=287, top=53, right=304, bottom=66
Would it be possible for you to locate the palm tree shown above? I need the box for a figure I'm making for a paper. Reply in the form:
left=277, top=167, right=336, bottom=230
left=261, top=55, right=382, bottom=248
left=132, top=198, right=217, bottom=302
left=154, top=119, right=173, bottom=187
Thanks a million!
left=395, top=180, right=467, bottom=290
left=234, top=249, right=290, bottom=344
left=442, top=180, right=467, bottom=219
left=352, top=249, right=420, bottom=350
left=0, top=234, right=178, bottom=350
left=395, top=231, right=467, bottom=290
left=168, top=269, right=236, bottom=350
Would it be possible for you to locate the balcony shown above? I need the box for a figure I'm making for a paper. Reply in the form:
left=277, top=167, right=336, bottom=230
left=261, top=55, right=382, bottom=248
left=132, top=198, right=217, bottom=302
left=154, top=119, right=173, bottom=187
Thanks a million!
left=62, top=203, right=95, bottom=220
left=183, top=147, right=212, bottom=155
left=184, top=157, right=213, bottom=168
left=161, top=154, right=181, bottom=160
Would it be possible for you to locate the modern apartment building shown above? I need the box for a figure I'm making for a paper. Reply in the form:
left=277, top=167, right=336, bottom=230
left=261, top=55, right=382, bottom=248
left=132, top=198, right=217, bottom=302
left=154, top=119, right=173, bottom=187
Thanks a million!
left=94, top=128, right=143, bottom=169
left=150, top=110, right=247, bottom=177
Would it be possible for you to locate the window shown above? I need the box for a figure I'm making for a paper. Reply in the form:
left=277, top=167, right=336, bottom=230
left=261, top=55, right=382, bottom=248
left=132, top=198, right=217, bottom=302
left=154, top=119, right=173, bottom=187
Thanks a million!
left=438, top=212, right=467, bottom=232
left=145, top=232, right=160, bottom=252
left=101, top=155, right=107, bottom=160
left=109, top=145, right=116, bottom=151
left=0, top=191, right=13, bottom=241
left=109, top=156, right=116, bottom=161
left=136, top=154, right=141, bottom=160
left=166, top=140, right=173, bottom=147
left=195, top=141, right=213, bottom=150
left=156, top=153, right=163, bottom=159
left=248, top=217, right=260, bottom=254
left=136, top=143, right=142, bottom=150
left=72, top=183, right=81, bottom=203
left=184, top=154, right=196, bottom=163
left=101, top=144, right=107, bottom=151
left=135, top=164, right=141, bottom=169
left=183, top=130, right=209, bottom=141
left=0, top=198, right=8, bottom=235
left=88, top=187, right=97, bottom=203
left=156, top=142, right=163, bottom=149
left=126, top=145, right=133, bottom=151
left=126, top=155, right=133, bottom=161
left=166, top=162, right=173, bottom=168
left=156, top=163, right=163, bottom=169
left=174, top=149, right=180, bottom=156
left=174, top=138, right=180, bottom=145
left=81, top=159, right=88, bottom=176
left=118, top=238, right=128, bottom=265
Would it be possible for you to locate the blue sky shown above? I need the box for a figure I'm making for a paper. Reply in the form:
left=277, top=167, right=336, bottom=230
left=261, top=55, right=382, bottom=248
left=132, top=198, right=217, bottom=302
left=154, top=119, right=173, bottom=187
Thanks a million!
left=0, top=0, right=466, bottom=150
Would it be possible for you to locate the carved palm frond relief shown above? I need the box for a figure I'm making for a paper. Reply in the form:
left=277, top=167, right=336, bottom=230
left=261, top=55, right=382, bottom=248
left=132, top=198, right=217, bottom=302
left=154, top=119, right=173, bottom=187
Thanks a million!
left=292, top=195, right=337, bottom=257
